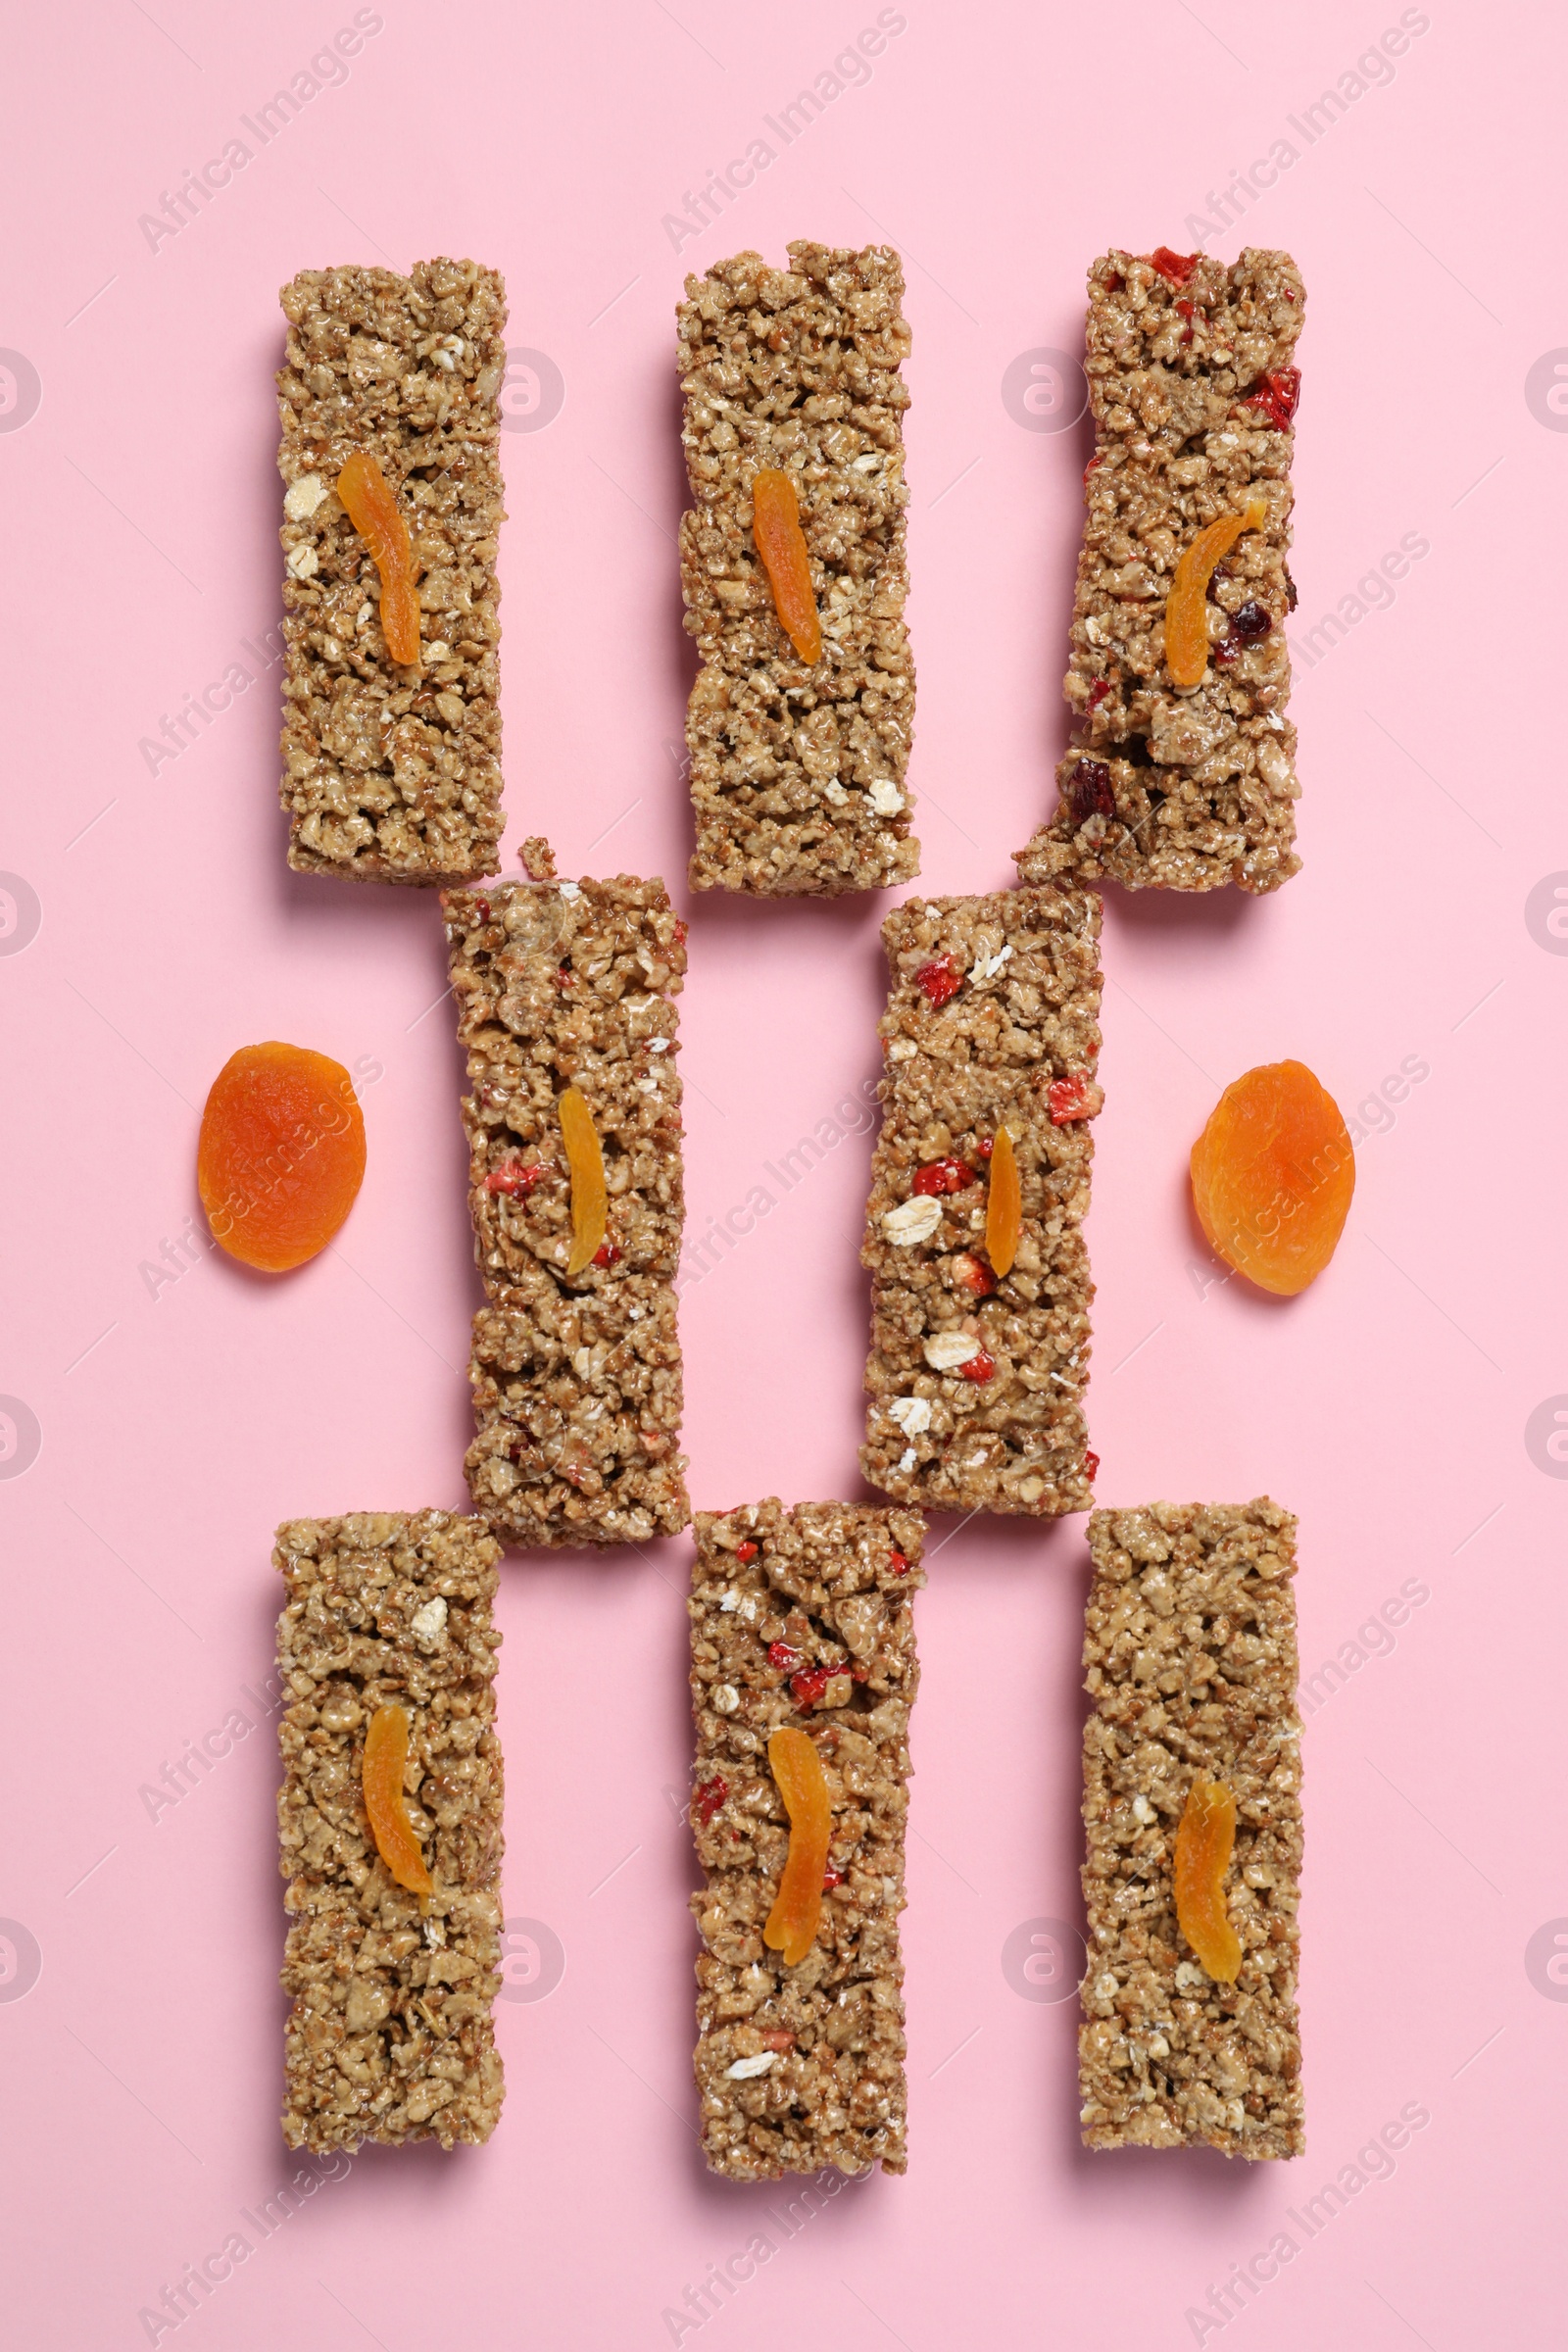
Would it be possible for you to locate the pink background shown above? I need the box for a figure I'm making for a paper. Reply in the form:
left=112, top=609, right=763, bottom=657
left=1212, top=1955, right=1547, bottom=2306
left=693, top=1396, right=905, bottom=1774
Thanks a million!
left=1, top=1, right=1561, bottom=2343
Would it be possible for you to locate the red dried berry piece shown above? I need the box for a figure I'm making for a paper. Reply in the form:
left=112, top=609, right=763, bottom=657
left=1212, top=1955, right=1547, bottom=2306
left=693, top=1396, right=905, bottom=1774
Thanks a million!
left=1065, top=759, right=1115, bottom=826
left=1232, top=601, right=1272, bottom=642
left=954, top=1252, right=997, bottom=1297
left=592, top=1239, right=621, bottom=1268
left=735, top=1540, right=759, bottom=1562
left=1213, top=635, right=1238, bottom=667
left=768, top=1641, right=803, bottom=1672
left=673, top=917, right=689, bottom=948
left=486, top=1162, right=546, bottom=1197
left=694, top=1775, right=728, bottom=1826
left=959, top=1349, right=997, bottom=1385
left=1151, top=247, right=1200, bottom=286
left=1083, top=452, right=1102, bottom=488
left=1175, top=298, right=1196, bottom=344
left=1242, top=368, right=1300, bottom=432
left=821, top=1869, right=845, bottom=1889
left=1086, top=679, right=1110, bottom=713
left=888, top=1549, right=909, bottom=1576
left=1084, top=1450, right=1100, bottom=1481
left=1049, top=1075, right=1094, bottom=1125
left=474, top=896, right=493, bottom=922
left=975, top=1137, right=995, bottom=1160
left=1104, top=271, right=1125, bottom=292
left=790, top=1666, right=837, bottom=1706
left=915, top=956, right=963, bottom=1007
left=912, top=1157, right=973, bottom=1198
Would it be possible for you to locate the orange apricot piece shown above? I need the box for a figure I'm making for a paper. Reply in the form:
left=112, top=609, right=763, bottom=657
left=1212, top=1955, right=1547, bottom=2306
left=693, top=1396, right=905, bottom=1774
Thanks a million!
left=1190, top=1058, right=1354, bottom=1297
left=336, top=451, right=421, bottom=666
left=986, top=1122, right=1021, bottom=1279
left=1164, top=498, right=1266, bottom=688
left=362, top=1703, right=433, bottom=1903
left=751, top=467, right=822, bottom=664
left=1173, top=1777, right=1242, bottom=1983
left=762, top=1728, right=832, bottom=1968
left=558, top=1086, right=607, bottom=1278
left=197, top=1042, right=366, bottom=1273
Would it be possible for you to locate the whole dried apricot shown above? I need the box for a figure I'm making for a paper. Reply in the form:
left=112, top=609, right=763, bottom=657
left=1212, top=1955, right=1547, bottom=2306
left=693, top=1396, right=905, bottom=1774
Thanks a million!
left=362, top=1703, right=433, bottom=1903
left=1190, top=1058, right=1353, bottom=1296
left=762, top=1727, right=832, bottom=1968
left=198, top=1042, right=367, bottom=1272
left=751, top=467, right=822, bottom=664
left=1174, top=1777, right=1242, bottom=1983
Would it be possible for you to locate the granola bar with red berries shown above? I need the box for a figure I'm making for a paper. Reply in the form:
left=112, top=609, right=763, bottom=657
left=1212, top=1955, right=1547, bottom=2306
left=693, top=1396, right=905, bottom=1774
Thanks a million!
left=689, top=1499, right=924, bottom=2179
left=1015, top=246, right=1304, bottom=896
left=860, top=887, right=1102, bottom=1515
left=442, top=875, right=690, bottom=1546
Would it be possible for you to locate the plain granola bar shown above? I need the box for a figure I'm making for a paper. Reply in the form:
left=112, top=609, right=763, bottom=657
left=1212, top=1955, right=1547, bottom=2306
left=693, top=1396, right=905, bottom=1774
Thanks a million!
left=689, top=1500, right=923, bottom=2179
left=860, top=887, right=1102, bottom=1515
left=1079, top=1499, right=1303, bottom=2159
left=1015, top=247, right=1305, bottom=896
left=275, top=1510, right=505, bottom=2151
left=443, top=875, right=690, bottom=1545
left=678, top=242, right=918, bottom=896
left=276, top=260, right=507, bottom=883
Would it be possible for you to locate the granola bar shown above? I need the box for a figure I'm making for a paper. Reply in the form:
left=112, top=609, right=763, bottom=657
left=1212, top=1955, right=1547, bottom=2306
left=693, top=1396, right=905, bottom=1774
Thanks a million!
left=678, top=242, right=918, bottom=896
left=275, top=1510, right=505, bottom=2151
left=443, top=875, right=690, bottom=1545
left=689, top=1500, right=924, bottom=2180
left=276, top=259, right=507, bottom=883
left=1015, top=247, right=1305, bottom=896
left=1079, top=1499, right=1302, bottom=2159
left=860, top=887, right=1102, bottom=1515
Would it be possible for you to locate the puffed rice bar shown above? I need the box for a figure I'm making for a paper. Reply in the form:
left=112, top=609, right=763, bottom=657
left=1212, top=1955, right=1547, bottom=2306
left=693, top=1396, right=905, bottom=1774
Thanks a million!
left=276, top=1510, right=505, bottom=2151
left=277, top=260, right=507, bottom=882
left=1079, top=1499, right=1303, bottom=2158
left=1015, top=246, right=1304, bottom=896
left=690, top=1499, right=923, bottom=2179
left=678, top=242, right=918, bottom=896
left=443, top=874, right=690, bottom=1546
left=860, top=886, right=1102, bottom=1515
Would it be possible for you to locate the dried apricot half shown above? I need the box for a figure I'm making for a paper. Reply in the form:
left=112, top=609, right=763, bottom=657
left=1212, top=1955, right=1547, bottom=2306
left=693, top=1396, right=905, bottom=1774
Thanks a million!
left=362, top=1703, right=433, bottom=1903
left=198, top=1042, right=367, bottom=1272
left=762, top=1728, right=832, bottom=1967
left=1190, top=1058, right=1353, bottom=1297
left=1174, top=1777, right=1242, bottom=1982
left=751, top=467, right=822, bottom=664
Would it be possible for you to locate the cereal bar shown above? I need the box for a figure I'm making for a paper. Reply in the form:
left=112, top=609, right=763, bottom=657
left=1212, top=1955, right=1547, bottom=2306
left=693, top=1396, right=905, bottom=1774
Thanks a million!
left=689, top=1500, right=924, bottom=2179
left=860, top=886, right=1102, bottom=1515
left=276, top=1510, right=505, bottom=2151
left=443, top=875, right=690, bottom=1546
left=678, top=242, right=918, bottom=895
left=1015, top=246, right=1305, bottom=896
left=1079, top=1499, right=1303, bottom=2158
left=277, top=260, right=507, bottom=883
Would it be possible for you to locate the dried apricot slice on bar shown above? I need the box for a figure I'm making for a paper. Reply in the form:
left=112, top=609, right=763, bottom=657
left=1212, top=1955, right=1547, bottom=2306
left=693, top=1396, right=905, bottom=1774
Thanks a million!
left=197, top=1042, right=366, bottom=1272
left=1164, top=498, right=1266, bottom=688
left=762, top=1728, right=831, bottom=1967
left=558, top=1085, right=608, bottom=1278
left=1174, top=1777, right=1242, bottom=1982
left=336, top=451, right=421, bottom=666
left=1190, top=1058, right=1354, bottom=1297
left=986, top=1123, right=1021, bottom=1279
left=751, top=467, right=822, bottom=665
left=363, top=1703, right=433, bottom=1901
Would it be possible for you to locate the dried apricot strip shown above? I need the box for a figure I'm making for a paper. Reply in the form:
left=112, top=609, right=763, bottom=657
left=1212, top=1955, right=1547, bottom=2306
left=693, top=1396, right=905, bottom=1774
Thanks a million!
left=197, top=1041, right=367, bottom=1272
left=336, top=451, right=421, bottom=666
left=762, top=1727, right=831, bottom=1967
left=986, top=1123, right=1020, bottom=1279
left=1174, top=1777, right=1242, bottom=1983
left=1190, top=1058, right=1354, bottom=1297
left=558, top=1085, right=608, bottom=1278
left=751, top=467, right=822, bottom=664
left=363, top=1703, right=433, bottom=1903
left=1164, top=498, right=1266, bottom=689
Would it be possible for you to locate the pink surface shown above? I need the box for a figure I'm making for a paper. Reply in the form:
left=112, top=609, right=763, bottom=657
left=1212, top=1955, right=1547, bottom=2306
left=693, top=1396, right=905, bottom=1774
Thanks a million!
left=0, top=1, right=1560, bottom=2344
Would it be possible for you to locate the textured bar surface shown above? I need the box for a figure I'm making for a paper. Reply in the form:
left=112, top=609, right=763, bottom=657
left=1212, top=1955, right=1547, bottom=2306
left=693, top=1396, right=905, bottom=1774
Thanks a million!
left=443, top=875, right=690, bottom=1546
left=1015, top=247, right=1304, bottom=896
left=276, top=1510, right=504, bottom=2151
left=678, top=241, right=918, bottom=895
left=1079, top=1499, right=1302, bottom=2159
left=277, top=260, right=507, bottom=882
left=689, top=1499, right=924, bottom=2179
left=860, top=887, right=1102, bottom=1515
